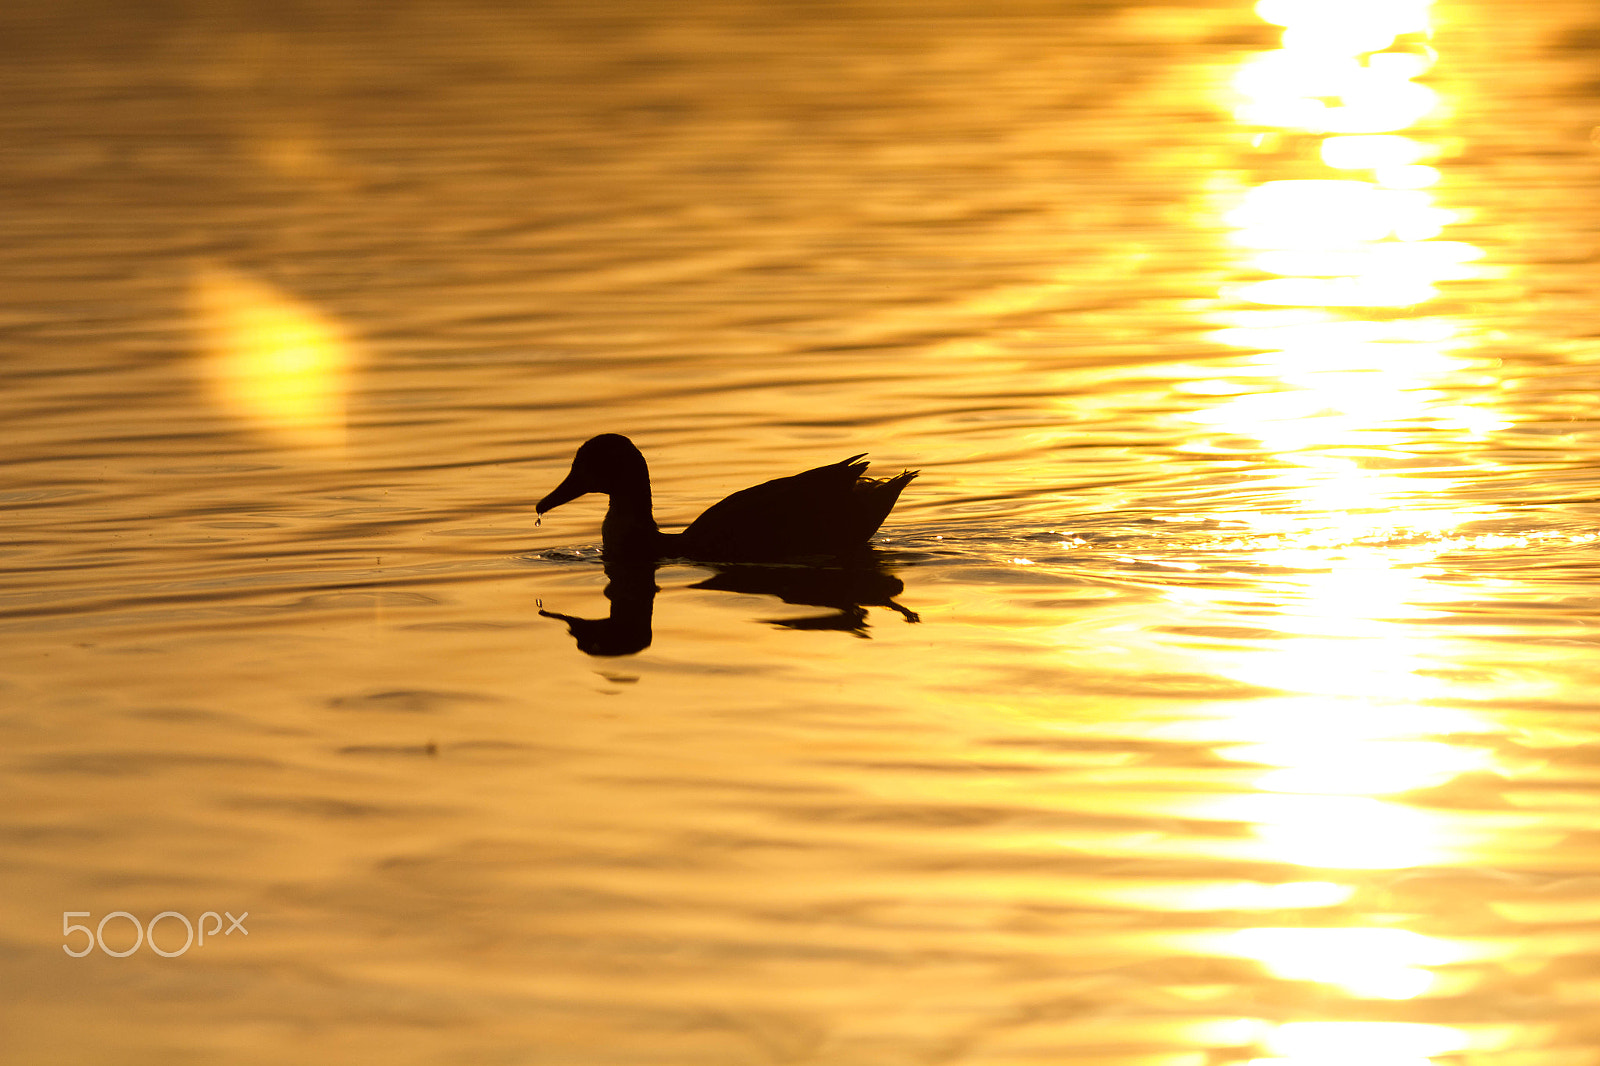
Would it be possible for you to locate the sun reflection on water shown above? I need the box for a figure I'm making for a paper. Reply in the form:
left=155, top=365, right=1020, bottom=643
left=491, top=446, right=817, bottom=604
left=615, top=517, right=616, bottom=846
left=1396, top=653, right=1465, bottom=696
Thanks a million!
left=1251, top=1021, right=1474, bottom=1065
left=1252, top=796, right=1445, bottom=869
left=1197, top=0, right=1508, bottom=554
left=1226, top=0, right=1475, bottom=310
left=1228, top=926, right=1455, bottom=998
left=1149, top=6, right=1528, bottom=1058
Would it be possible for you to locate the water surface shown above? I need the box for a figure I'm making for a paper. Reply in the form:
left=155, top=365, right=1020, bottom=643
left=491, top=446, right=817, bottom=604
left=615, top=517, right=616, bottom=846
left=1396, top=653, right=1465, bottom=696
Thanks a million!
left=6, top=0, right=1600, bottom=1062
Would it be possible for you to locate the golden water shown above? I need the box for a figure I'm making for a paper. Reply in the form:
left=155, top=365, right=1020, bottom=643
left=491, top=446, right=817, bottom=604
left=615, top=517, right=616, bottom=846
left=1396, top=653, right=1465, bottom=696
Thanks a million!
left=6, top=0, right=1600, bottom=1062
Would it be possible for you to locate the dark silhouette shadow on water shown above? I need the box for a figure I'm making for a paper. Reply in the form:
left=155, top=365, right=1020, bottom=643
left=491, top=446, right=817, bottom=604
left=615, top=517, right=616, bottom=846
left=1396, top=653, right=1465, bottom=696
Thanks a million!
left=691, top=563, right=919, bottom=633
left=539, top=552, right=919, bottom=657
left=538, top=558, right=659, bottom=657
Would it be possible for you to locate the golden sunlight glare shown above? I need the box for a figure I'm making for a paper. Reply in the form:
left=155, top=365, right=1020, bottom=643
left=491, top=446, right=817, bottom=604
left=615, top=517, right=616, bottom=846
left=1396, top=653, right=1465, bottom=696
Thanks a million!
left=1227, top=0, right=1474, bottom=310
left=1191, top=0, right=1509, bottom=553
left=1229, top=737, right=1491, bottom=795
left=1246, top=793, right=1446, bottom=868
left=191, top=265, right=357, bottom=452
left=1249, top=1020, right=1472, bottom=1065
left=1226, top=926, right=1458, bottom=998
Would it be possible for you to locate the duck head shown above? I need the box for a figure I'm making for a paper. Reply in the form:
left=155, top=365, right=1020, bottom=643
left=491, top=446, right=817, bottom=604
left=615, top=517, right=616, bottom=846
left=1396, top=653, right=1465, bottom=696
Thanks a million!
left=536, top=433, right=652, bottom=514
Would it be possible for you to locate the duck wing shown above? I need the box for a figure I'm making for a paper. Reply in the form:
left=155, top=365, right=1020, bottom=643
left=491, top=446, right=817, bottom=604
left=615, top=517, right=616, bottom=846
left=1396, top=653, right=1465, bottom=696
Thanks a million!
left=677, top=454, right=915, bottom=561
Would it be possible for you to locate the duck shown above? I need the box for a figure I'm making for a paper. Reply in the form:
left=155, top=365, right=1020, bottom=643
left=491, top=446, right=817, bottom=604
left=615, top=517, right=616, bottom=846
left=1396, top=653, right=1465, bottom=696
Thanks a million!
left=536, top=434, right=916, bottom=561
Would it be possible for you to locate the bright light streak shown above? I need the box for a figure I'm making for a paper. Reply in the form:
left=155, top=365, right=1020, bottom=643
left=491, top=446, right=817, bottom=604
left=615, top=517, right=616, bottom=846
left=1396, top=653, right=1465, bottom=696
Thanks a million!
left=1251, top=241, right=1478, bottom=279
left=1227, top=738, right=1492, bottom=795
left=1230, top=275, right=1438, bottom=307
left=1232, top=48, right=1437, bottom=135
left=1108, top=880, right=1353, bottom=912
left=1320, top=134, right=1430, bottom=169
left=1257, top=1020, right=1470, bottom=1064
left=1228, top=181, right=1402, bottom=247
left=1226, top=927, right=1461, bottom=998
left=1256, top=0, right=1433, bottom=45
left=1251, top=793, right=1445, bottom=869
left=1375, top=163, right=1440, bottom=189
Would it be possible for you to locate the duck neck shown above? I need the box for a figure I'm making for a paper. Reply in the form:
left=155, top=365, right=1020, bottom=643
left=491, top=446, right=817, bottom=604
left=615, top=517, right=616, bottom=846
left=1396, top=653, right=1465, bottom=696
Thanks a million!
left=601, top=481, right=660, bottom=556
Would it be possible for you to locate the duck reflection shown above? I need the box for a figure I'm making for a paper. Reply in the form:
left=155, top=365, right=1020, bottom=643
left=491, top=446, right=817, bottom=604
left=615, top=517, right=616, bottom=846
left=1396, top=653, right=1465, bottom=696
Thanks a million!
left=539, top=554, right=918, bottom=657
left=692, top=559, right=920, bottom=633
left=537, top=558, right=659, bottom=657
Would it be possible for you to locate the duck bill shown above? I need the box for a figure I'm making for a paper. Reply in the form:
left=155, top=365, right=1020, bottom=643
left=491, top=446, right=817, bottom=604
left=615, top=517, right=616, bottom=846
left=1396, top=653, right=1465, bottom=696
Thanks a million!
left=536, top=471, right=589, bottom=514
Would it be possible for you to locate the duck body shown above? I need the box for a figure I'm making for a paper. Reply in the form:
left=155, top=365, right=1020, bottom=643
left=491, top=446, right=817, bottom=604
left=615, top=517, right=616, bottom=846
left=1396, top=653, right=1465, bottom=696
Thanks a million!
left=537, top=434, right=915, bottom=562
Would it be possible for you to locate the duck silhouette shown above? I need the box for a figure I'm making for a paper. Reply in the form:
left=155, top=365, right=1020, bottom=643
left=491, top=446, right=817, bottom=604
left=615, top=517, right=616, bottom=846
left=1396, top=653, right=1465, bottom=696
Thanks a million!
left=536, top=434, right=916, bottom=561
